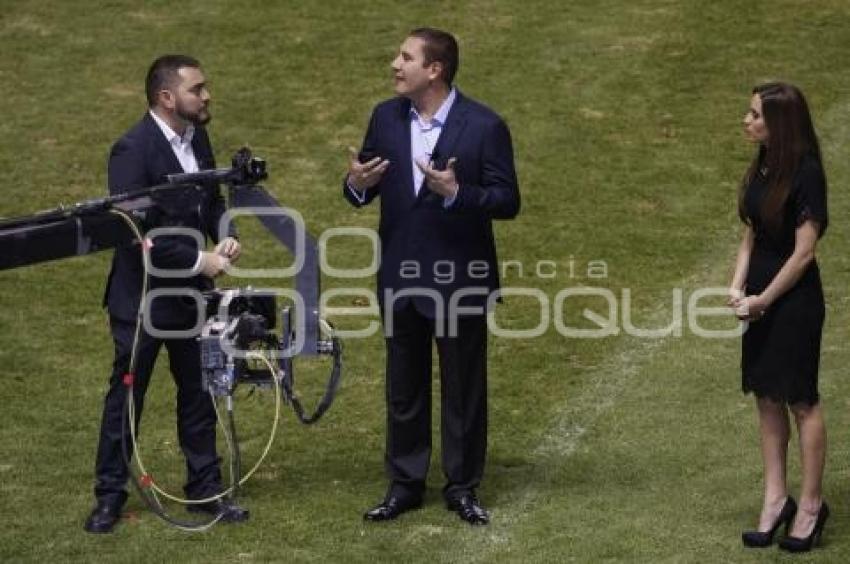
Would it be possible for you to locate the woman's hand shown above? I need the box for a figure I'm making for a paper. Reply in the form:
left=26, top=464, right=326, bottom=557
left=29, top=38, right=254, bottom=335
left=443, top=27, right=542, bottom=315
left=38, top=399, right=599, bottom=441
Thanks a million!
left=727, top=287, right=744, bottom=308
left=734, top=294, right=769, bottom=321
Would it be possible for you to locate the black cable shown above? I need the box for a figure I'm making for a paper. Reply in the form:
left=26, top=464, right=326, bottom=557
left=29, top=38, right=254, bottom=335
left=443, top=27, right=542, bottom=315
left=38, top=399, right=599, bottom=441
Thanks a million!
left=284, top=335, right=343, bottom=425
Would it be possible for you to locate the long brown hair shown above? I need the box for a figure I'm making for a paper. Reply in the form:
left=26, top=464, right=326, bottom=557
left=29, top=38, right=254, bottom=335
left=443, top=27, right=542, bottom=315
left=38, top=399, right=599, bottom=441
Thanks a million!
left=738, top=82, right=823, bottom=233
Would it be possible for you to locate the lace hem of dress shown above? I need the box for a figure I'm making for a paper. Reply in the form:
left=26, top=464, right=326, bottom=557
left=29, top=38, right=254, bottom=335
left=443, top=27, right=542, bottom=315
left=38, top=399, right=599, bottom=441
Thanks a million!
left=742, top=384, right=819, bottom=407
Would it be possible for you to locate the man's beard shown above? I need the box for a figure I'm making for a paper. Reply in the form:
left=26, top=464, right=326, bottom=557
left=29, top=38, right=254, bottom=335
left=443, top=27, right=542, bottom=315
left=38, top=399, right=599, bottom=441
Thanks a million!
left=176, top=101, right=211, bottom=126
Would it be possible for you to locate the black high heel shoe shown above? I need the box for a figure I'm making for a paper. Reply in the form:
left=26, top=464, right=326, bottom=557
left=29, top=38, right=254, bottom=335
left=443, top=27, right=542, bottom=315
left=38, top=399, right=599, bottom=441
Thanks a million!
left=778, top=502, right=829, bottom=553
left=742, top=496, right=797, bottom=548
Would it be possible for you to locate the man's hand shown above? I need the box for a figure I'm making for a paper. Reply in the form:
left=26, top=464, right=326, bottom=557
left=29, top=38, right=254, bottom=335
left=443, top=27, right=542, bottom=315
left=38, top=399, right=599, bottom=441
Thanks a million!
left=200, top=251, right=229, bottom=278
left=215, top=236, right=240, bottom=262
left=415, top=157, right=459, bottom=199
left=347, top=146, right=390, bottom=191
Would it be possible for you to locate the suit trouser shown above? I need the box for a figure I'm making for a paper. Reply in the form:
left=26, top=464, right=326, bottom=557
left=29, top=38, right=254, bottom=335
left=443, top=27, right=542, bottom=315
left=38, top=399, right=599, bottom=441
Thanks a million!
left=93, top=318, right=221, bottom=507
left=384, top=302, right=488, bottom=502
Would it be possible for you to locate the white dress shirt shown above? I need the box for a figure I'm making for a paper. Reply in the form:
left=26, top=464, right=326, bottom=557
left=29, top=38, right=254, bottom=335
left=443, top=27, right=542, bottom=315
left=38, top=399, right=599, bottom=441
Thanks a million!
left=149, top=110, right=204, bottom=271
left=149, top=110, right=200, bottom=173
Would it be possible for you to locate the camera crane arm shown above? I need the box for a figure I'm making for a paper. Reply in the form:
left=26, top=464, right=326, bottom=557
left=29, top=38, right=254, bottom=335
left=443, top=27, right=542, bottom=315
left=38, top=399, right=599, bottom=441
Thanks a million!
left=0, top=148, right=327, bottom=357
left=0, top=149, right=343, bottom=530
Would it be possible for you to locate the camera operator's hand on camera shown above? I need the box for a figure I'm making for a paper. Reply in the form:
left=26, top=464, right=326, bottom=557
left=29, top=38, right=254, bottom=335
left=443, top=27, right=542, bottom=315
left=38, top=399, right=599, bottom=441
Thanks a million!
left=347, top=146, right=389, bottom=191
left=416, top=157, right=459, bottom=199
left=200, top=251, right=229, bottom=278
left=215, top=237, right=241, bottom=262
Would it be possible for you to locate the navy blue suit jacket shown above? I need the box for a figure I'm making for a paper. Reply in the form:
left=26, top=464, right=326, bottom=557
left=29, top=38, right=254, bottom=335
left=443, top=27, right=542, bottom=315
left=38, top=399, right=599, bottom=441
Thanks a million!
left=344, top=91, right=520, bottom=317
left=103, top=113, right=228, bottom=326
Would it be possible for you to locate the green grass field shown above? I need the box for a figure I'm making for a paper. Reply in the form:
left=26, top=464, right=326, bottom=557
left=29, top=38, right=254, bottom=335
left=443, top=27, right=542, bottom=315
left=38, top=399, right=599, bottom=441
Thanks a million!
left=2, top=0, right=850, bottom=562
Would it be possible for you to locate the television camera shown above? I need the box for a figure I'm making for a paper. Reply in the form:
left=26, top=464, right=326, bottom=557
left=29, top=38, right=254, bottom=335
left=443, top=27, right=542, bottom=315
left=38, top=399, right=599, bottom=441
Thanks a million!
left=0, top=148, right=343, bottom=529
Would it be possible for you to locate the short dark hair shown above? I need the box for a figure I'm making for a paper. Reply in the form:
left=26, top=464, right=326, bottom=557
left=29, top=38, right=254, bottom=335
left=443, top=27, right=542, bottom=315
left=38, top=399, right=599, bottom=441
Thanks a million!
left=145, top=54, right=201, bottom=107
left=409, top=28, right=459, bottom=86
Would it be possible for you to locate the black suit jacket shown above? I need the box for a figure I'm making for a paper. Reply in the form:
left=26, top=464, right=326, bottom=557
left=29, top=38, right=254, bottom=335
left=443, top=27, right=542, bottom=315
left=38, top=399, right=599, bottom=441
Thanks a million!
left=343, top=91, right=520, bottom=317
left=103, top=112, right=228, bottom=326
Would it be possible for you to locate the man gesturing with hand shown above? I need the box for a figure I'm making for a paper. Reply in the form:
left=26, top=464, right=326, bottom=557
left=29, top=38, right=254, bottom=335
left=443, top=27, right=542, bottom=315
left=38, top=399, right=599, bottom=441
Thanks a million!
left=344, top=28, right=519, bottom=526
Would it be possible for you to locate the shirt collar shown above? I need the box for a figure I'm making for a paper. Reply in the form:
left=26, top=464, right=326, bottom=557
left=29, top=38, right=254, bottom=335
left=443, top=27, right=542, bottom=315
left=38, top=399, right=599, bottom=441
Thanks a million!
left=410, top=87, right=457, bottom=128
left=149, top=109, right=195, bottom=145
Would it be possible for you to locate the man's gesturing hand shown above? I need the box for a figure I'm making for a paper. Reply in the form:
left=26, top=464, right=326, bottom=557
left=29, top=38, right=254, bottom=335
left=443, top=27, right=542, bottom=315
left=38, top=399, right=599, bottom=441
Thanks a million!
left=347, top=146, right=390, bottom=191
left=415, top=157, right=459, bottom=199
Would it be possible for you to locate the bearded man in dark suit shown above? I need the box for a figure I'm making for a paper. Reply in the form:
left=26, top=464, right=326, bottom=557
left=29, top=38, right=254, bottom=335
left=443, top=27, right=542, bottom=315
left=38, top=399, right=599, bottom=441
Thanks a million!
left=85, top=55, right=247, bottom=533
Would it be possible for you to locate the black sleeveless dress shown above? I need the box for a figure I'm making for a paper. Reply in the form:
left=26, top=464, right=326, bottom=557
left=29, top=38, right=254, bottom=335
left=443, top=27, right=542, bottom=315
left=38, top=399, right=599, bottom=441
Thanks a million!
left=741, top=154, right=828, bottom=406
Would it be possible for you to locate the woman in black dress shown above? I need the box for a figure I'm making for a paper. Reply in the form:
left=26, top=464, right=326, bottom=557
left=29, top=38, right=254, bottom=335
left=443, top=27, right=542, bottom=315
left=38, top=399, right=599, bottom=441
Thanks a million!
left=729, top=82, right=829, bottom=552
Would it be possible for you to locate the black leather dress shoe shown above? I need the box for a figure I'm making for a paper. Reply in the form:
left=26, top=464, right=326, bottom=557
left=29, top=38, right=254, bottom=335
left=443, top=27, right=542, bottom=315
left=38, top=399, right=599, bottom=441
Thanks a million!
left=187, top=497, right=250, bottom=523
left=446, top=494, right=489, bottom=525
left=363, top=496, right=422, bottom=521
left=83, top=501, right=122, bottom=534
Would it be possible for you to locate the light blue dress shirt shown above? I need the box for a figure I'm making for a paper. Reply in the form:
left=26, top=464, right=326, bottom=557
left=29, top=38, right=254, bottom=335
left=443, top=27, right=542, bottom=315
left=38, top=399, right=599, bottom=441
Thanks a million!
left=349, top=88, right=458, bottom=207
left=410, top=87, right=456, bottom=200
